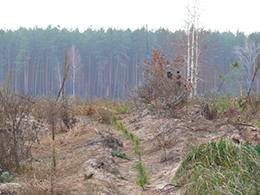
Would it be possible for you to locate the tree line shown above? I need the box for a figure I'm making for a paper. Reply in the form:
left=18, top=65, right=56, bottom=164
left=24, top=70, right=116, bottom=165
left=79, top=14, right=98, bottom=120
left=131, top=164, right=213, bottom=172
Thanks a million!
left=0, top=25, right=259, bottom=98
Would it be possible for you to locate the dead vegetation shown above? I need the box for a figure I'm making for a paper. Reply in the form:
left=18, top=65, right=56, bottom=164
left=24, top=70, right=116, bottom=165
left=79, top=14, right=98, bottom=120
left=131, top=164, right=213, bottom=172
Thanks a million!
left=134, top=48, right=191, bottom=116
left=0, top=90, right=35, bottom=172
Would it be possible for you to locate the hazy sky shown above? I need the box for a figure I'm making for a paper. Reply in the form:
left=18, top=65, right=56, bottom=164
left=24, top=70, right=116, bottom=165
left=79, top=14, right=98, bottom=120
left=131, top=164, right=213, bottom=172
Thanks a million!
left=1, top=0, right=259, bottom=34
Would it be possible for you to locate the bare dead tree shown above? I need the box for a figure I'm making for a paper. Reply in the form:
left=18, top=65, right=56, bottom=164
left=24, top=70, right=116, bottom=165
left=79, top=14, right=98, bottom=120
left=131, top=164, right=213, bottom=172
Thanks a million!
left=69, top=45, right=82, bottom=96
left=185, top=0, right=202, bottom=98
left=242, top=53, right=260, bottom=113
left=56, top=50, right=71, bottom=102
left=234, top=40, right=260, bottom=90
left=56, top=62, right=62, bottom=90
left=50, top=50, right=71, bottom=195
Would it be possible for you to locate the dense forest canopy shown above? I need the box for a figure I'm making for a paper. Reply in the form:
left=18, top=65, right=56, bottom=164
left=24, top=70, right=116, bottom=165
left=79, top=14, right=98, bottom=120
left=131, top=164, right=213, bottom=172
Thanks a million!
left=0, top=26, right=260, bottom=98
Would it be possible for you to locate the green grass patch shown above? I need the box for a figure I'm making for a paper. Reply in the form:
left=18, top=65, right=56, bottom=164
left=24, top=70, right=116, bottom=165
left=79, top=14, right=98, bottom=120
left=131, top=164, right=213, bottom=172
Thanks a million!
left=213, top=96, right=233, bottom=113
left=172, top=137, right=260, bottom=194
left=103, top=102, right=131, bottom=114
left=245, top=141, right=260, bottom=154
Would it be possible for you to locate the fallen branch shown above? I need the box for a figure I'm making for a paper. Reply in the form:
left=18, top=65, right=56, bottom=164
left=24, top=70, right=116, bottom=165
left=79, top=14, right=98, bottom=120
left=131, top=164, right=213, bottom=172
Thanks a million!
left=158, top=183, right=181, bottom=194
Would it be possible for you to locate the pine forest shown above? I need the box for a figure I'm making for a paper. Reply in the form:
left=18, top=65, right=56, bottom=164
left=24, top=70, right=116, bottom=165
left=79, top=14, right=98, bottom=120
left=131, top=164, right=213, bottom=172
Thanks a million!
left=0, top=26, right=260, bottom=98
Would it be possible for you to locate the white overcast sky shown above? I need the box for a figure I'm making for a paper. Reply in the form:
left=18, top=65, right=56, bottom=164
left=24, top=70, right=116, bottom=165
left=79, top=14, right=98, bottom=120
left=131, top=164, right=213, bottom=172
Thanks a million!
left=0, top=0, right=259, bottom=34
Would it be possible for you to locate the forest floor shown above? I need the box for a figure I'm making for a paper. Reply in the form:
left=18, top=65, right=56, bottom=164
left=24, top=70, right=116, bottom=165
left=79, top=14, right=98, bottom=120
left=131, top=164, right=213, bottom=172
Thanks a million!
left=1, top=103, right=260, bottom=195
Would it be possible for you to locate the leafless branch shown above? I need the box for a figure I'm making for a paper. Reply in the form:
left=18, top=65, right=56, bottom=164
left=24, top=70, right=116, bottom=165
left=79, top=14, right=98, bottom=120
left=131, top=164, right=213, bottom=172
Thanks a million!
left=242, top=53, right=260, bottom=113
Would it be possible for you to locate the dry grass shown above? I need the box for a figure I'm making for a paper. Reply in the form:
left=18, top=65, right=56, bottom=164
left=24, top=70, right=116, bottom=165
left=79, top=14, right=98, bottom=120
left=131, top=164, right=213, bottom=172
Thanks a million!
left=74, top=98, right=131, bottom=125
left=17, top=122, right=103, bottom=194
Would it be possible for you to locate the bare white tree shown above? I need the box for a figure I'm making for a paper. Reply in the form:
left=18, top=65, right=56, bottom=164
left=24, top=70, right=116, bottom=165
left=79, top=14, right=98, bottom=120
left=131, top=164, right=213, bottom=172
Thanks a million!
left=185, top=0, right=201, bottom=98
left=56, top=63, right=62, bottom=90
left=234, top=40, right=260, bottom=90
left=69, top=45, right=82, bottom=96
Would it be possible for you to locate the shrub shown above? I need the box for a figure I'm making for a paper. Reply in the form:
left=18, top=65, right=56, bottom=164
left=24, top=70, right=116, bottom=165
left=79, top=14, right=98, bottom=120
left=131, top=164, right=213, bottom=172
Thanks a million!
left=137, top=47, right=190, bottom=111
left=95, top=108, right=115, bottom=124
left=59, top=98, right=77, bottom=130
left=0, top=91, right=34, bottom=171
